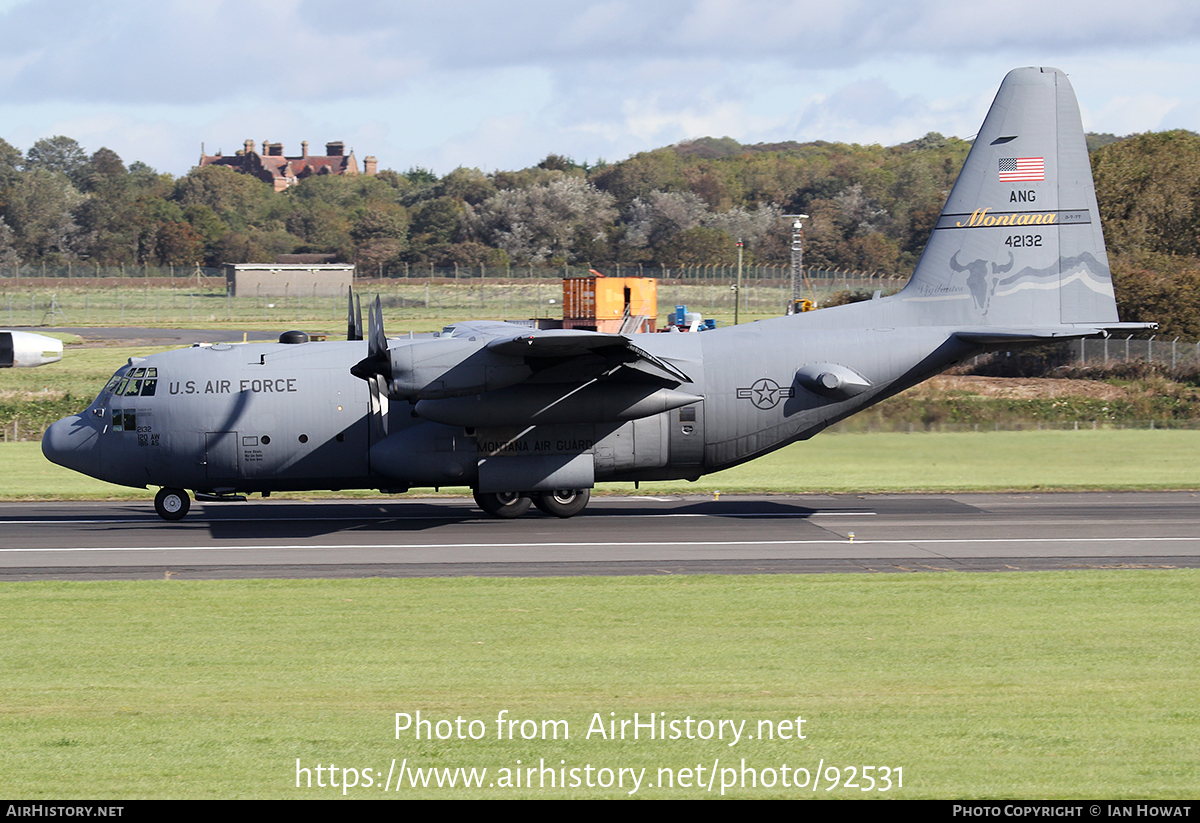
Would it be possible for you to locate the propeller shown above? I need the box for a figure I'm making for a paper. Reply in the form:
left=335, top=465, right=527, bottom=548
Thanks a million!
left=346, top=288, right=364, bottom=341
left=350, top=295, right=393, bottom=385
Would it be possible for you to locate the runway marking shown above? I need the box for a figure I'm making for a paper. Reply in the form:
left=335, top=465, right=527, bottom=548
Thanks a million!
left=4, top=536, right=1200, bottom=553
left=0, top=510, right=876, bottom=526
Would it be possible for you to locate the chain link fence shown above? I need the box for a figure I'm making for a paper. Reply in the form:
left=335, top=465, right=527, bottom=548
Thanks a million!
left=0, top=265, right=906, bottom=326
left=1070, top=336, right=1200, bottom=369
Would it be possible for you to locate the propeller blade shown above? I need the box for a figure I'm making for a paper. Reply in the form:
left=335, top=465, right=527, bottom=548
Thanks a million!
left=346, top=288, right=364, bottom=341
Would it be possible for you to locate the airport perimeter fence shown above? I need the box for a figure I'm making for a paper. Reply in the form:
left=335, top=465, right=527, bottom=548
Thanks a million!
left=825, top=418, right=1200, bottom=434
left=0, top=264, right=904, bottom=326
left=1068, top=336, right=1200, bottom=369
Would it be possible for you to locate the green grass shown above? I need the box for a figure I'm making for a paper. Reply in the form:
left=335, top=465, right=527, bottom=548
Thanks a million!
left=6, top=429, right=1199, bottom=502
left=3, top=572, right=1199, bottom=798
left=2, top=280, right=797, bottom=332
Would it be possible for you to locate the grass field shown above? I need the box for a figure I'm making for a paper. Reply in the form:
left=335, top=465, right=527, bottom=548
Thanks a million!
left=2, top=278, right=813, bottom=331
left=3, top=572, right=1198, bottom=799
left=4, top=428, right=1198, bottom=502
left=5, top=328, right=1198, bottom=800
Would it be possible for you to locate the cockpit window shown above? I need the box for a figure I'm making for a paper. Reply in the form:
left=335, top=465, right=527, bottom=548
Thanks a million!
left=105, top=367, right=160, bottom=399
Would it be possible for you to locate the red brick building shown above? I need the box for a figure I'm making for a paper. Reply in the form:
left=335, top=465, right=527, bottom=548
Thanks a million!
left=199, top=140, right=378, bottom=192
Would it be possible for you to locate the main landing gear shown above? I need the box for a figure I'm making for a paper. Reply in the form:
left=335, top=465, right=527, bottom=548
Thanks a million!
left=532, top=488, right=590, bottom=518
left=154, top=487, right=191, bottom=521
left=473, top=489, right=591, bottom=519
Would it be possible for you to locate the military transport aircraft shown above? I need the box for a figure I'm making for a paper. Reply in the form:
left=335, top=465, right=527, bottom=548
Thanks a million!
left=43, top=67, right=1153, bottom=521
left=1, top=330, right=63, bottom=368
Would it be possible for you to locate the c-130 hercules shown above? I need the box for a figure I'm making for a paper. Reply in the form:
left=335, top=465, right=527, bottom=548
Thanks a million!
left=44, top=68, right=1153, bottom=521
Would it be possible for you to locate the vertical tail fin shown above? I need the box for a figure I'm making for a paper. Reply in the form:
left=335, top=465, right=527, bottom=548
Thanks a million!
left=900, top=67, right=1119, bottom=328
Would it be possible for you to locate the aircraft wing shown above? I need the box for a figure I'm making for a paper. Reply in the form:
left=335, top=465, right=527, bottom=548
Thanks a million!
left=486, top=329, right=692, bottom=383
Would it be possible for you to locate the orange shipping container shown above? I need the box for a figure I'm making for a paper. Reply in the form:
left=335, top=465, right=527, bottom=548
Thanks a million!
left=562, top=275, right=657, bottom=333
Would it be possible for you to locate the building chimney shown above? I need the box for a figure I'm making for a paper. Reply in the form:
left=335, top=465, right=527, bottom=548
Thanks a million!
left=244, top=138, right=256, bottom=155
left=326, top=141, right=344, bottom=157
left=364, top=156, right=377, bottom=175
left=301, top=141, right=309, bottom=158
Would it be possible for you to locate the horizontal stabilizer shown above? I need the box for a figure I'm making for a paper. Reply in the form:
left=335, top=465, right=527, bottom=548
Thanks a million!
left=955, top=321, right=1157, bottom=345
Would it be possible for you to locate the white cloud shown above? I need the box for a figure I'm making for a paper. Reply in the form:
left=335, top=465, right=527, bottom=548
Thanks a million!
left=0, top=0, right=1196, bottom=175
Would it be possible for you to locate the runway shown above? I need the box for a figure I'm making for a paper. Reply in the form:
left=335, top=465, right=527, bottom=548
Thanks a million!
left=1, top=491, right=1198, bottom=580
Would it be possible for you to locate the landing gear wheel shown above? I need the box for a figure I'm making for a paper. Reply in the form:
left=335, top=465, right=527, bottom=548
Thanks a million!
left=473, top=490, right=532, bottom=519
left=154, top=487, right=190, bottom=521
left=533, top=488, right=591, bottom=518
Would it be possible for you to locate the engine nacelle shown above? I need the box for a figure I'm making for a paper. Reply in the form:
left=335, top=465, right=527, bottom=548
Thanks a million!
left=383, top=338, right=532, bottom=400
left=1, top=331, right=63, bottom=368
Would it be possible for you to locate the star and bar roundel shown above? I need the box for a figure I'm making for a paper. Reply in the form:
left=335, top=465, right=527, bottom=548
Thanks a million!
left=736, top=378, right=795, bottom=410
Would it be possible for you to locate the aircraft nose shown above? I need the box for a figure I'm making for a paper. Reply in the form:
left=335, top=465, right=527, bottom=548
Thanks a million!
left=42, top=414, right=102, bottom=479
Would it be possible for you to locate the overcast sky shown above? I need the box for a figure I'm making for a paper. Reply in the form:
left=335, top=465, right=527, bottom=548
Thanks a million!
left=1, top=0, right=1198, bottom=177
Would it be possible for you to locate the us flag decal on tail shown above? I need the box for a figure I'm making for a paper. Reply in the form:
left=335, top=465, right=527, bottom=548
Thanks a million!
left=999, top=157, right=1044, bottom=182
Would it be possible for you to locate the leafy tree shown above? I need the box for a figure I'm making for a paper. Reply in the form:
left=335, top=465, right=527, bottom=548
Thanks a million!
left=590, top=148, right=687, bottom=207
left=537, top=154, right=583, bottom=172
left=79, top=147, right=127, bottom=192
left=404, top=166, right=439, bottom=186
left=2, top=168, right=84, bottom=262
left=674, top=136, right=743, bottom=160
left=1093, top=130, right=1200, bottom=257
left=0, top=138, right=20, bottom=190
left=173, top=165, right=275, bottom=232
left=25, top=136, right=89, bottom=186
left=409, top=196, right=464, bottom=251
left=1111, top=251, right=1200, bottom=338
left=153, top=220, right=205, bottom=266
left=661, top=226, right=737, bottom=265
left=437, top=167, right=495, bottom=206
left=622, top=191, right=709, bottom=257
left=0, top=218, right=19, bottom=267
left=350, top=206, right=409, bottom=269
left=472, top=178, right=617, bottom=264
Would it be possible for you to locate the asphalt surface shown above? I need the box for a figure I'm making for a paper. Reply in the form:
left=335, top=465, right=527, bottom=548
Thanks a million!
left=1, top=491, right=1198, bottom=580
left=38, top=327, right=284, bottom=345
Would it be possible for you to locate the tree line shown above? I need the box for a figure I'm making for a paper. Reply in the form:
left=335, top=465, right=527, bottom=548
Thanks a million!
left=1, top=129, right=1197, bottom=334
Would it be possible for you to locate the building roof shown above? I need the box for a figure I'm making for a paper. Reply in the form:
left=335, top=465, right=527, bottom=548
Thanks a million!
left=199, top=140, right=375, bottom=191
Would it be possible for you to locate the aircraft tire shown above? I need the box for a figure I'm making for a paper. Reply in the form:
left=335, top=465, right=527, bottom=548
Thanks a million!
left=473, top=490, right=532, bottom=519
left=154, top=487, right=191, bottom=521
left=533, top=488, right=590, bottom=518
